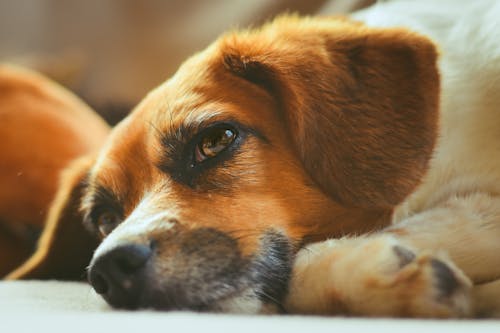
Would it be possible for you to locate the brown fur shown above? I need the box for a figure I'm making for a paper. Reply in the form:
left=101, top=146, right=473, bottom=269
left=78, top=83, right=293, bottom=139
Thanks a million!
left=0, top=65, right=109, bottom=277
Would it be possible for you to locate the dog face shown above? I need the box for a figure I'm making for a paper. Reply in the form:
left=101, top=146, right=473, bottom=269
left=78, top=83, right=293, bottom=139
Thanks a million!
left=10, top=16, right=439, bottom=313
left=82, top=52, right=373, bottom=312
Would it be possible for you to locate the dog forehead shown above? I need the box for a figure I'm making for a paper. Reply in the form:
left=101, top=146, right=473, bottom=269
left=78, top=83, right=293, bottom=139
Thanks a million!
left=131, top=48, right=222, bottom=119
left=131, top=46, right=280, bottom=130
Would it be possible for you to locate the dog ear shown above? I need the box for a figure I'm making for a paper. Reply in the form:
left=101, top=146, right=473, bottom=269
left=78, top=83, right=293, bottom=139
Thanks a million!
left=6, top=156, right=98, bottom=280
left=220, top=17, right=439, bottom=208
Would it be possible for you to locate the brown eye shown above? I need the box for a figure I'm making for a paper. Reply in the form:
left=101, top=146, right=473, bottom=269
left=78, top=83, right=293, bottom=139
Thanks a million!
left=96, top=211, right=120, bottom=237
left=194, top=127, right=236, bottom=163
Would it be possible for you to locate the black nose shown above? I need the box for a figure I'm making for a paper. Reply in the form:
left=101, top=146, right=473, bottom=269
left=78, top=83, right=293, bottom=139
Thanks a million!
left=88, top=243, right=152, bottom=309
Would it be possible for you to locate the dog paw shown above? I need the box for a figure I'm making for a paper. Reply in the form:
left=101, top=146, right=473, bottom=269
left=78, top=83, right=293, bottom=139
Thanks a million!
left=285, top=236, right=472, bottom=318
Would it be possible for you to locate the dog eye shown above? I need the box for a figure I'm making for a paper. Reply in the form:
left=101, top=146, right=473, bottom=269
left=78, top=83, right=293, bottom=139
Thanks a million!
left=96, top=211, right=121, bottom=237
left=194, top=127, right=237, bottom=163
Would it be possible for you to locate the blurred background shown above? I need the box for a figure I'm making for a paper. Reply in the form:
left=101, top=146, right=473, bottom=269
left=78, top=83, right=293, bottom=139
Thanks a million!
left=0, top=0, right=373, bottom=124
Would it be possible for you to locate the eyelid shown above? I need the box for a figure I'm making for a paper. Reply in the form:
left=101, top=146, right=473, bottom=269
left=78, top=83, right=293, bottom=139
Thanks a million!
left=89, top=205, right=120, bottom=222
left=82, top=204, right=124, bottom=237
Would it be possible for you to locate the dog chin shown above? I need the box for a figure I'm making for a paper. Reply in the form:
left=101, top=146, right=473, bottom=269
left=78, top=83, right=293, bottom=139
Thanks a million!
left=214, top=289, right=282, bottom=314
left=118, top=285, right=281, bottom=314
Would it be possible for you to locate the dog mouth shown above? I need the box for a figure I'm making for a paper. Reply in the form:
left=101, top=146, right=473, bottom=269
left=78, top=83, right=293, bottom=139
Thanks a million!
left=88, top=229, right=294, bottom=313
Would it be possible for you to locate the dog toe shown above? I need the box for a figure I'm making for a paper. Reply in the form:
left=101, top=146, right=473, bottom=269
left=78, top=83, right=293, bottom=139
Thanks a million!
left=392, top=245, right=416, bottom=267
left=431, top=258, right=460, bottom=298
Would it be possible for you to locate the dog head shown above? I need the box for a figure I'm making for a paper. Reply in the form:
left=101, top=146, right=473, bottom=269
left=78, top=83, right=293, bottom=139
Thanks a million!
left=10, top=16, right=439, bottom=313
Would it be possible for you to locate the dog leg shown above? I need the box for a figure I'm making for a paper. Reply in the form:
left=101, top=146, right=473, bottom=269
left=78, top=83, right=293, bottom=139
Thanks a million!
left=286, top=193, right=500, bottom=317
left=285, top=235, right=471, bottom=317
left=473, top=278, right=500, bottom=317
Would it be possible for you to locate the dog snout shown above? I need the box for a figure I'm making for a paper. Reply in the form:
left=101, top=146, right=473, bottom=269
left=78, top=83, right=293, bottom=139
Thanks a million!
left=88, top=243, right=152, bottom=309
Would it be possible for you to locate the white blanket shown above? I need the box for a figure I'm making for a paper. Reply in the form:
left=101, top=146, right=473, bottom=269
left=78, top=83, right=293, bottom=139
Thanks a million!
left=1, top=281, right=498, bottom=333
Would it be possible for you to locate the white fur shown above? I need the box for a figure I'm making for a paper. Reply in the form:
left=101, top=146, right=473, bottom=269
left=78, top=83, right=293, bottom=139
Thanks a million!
left=355, top=0, right=500, bottom=260
left=354, top=0, right=500, bottom=211
left=287, top=0, right=500, bottom=317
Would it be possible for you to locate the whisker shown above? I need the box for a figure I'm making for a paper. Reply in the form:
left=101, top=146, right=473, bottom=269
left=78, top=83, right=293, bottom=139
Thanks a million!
left=257, top=288, right=284, bottom=309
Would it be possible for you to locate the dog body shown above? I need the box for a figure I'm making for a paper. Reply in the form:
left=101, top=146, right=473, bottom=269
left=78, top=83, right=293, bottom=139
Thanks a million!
left=9, top=0, right=500, bottom=317
left=285, top=0, right=500, bottom=317
left=0, top=65, right=109, bottom=276
left=359, top=2, right=500, bottom=226
left=380, top=0, right=500, bottom=283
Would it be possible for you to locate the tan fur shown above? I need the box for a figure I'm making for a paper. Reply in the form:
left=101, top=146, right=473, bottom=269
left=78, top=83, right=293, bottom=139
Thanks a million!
left=286, top=236, right=471, bottom=317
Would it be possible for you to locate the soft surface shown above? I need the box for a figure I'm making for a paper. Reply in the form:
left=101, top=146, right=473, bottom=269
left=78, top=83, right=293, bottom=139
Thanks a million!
left=1, top=281, right=498, bottom=333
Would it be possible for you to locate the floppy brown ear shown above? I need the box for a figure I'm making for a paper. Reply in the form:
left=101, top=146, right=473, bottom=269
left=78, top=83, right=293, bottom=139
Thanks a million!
left=6, top=156, right=98, bottom=280
left=220, top=16, right=439, bottom=208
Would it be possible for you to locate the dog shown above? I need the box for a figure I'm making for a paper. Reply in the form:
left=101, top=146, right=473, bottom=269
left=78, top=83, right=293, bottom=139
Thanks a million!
left=0, top=64, right=109, bottom=277
left=8, top=0, right=500, bottom=317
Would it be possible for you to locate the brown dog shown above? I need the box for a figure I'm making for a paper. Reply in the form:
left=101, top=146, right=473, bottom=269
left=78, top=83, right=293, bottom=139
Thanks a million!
left=0, top=65, right=109, bottom=277
left=9, top=7, right=500, bottom=317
